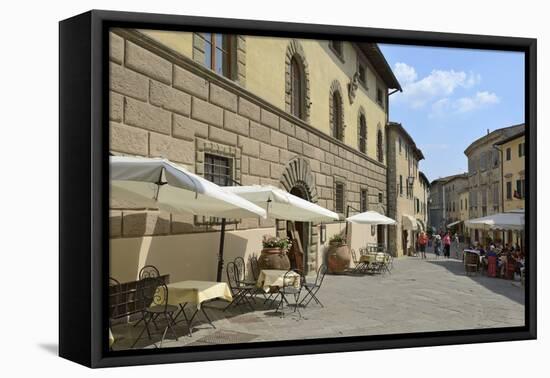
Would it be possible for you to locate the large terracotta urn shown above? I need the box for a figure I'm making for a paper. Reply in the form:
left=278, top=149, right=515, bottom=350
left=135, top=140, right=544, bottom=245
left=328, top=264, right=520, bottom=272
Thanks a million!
left=257, top=248, right=291, bottom=270
left=327, top=242, right=350, bottom=274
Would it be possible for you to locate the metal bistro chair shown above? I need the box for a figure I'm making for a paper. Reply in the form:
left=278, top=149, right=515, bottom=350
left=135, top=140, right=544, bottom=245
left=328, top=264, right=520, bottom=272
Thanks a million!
left=234, top=257, right=257, bottom=286
left=224, top=261, right=255, bottom=312
left=300, top=265, right=327, bottom=308
left=350, top=249, right=366, bottom=274
left=275, top=269, right=303, bottom=318
left=139, top=265, right=160, bottom=279
left=134, top=265, right=162, bottom=329
left=131, top=277, right=179, bottom=348
left=109, top=277, right=121, bottom=327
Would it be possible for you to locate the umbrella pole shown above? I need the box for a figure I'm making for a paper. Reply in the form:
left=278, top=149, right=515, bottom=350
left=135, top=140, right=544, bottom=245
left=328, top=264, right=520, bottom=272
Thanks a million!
left=216, top=218, right=227, bottom=282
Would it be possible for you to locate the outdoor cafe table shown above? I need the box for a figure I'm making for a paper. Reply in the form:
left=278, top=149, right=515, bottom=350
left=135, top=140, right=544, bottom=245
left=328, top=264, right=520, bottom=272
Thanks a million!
left=162, top=280, right=233, bottom=335
left=256, top=269, right=301, bottom=293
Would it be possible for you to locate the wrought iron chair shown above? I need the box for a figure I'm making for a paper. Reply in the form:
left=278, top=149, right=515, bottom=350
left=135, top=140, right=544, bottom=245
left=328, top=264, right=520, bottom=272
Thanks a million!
left=224, top=261, right=255, bottom=312
left=275, top=269, right=303, bottom=318
left=139, top=265, right=160, bottom=279
left=108, top=277, right=121, bottom=350
left=349, top=249, right=366, bottom=274
left=234, top=257, right=257, bottom=286
left=131, top=277, right=179, bottom=348
left=134, top=265, right=162, bottom=329
left=249, top=255, right=260, bottom=281
left=300, top=265, right=327, bottom=308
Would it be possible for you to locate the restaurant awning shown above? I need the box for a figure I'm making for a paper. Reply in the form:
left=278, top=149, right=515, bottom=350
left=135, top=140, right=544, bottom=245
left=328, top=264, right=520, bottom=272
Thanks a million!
left=465, top=211, right=524, bottom=231
left=346, top=211, right=396, bottom=225
left=110, top=156, right=267, bottom=219
left=447, top=220, right=463, bottom=228
left=416, top=219, right=425, bottom=231
left=224, top=185, right=339, bottom=222
left=402, top=214, right=418, bottom=230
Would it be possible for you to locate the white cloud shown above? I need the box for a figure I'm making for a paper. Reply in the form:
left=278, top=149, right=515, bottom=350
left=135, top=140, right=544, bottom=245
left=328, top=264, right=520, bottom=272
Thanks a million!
left=429, top=91, right=500, bottom=117
left=392, top=62, right=482, bottom=109
left=394, top=62, right=418, bottom=84
left=454, top=91, right=500, bottom=113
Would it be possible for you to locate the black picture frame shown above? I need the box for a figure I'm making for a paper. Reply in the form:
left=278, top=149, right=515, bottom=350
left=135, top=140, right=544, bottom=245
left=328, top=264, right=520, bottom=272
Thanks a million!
left=59, top=9, right=537, bottom=368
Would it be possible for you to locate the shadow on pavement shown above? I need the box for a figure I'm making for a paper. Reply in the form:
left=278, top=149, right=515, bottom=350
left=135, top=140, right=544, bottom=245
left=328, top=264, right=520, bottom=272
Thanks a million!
left=426, top=258, right=525, bottom=305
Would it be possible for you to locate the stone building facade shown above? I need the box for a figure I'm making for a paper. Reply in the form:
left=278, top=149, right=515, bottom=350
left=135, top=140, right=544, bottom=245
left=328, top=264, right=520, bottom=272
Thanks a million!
left=386, top=122, right=426, bottom=257
left=495, top=130, right=525, bottom=212
left=108, top=28, right=400, bottom=281
left=464, top=123, right=524, bottom=242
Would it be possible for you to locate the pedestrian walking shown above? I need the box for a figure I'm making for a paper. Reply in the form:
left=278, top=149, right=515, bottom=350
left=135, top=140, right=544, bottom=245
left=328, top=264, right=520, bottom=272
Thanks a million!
left=418, top=231, right=428, bottom=259
left=454, top=233, right=460, bottom=258
left=434, top=234, right=442, bottom=258
left=443, top=232, right=451, bottom=258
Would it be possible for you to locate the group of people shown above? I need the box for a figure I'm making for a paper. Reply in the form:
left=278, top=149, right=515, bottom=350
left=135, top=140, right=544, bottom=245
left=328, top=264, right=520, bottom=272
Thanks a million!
left=416, top=231, right=455, bottom=259
left=473, top=241, right=525, bottom=278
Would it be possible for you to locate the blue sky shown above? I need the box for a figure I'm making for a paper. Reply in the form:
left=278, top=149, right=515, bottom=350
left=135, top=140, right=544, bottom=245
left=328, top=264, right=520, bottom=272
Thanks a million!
left=379, top=44, right=525, bottom=182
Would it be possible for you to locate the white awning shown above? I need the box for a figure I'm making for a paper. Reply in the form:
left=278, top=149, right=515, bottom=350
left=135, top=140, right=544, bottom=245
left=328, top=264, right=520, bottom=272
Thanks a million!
left=417, top=219, right=425, bottom=231
left=447, top=220, right=463, bottom=228
left=224, top=185, right=339, bottom=222
left=110, top=156, right=267, bottom=219
left=346, top=211, right=396, bottom=225
left=402, top=214, right=418, bottom=230
left=465, top=211, right=524, bottom=231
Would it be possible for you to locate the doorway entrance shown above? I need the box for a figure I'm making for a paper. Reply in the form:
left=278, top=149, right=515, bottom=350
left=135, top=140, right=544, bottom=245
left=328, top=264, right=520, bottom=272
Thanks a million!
left=286, top=186, right=310, bottom=271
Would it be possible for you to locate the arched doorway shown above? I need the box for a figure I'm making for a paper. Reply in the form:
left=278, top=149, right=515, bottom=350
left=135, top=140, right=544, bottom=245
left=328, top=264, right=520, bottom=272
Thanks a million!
left=287, top=186, right=310, bottom=271
left=278, top=157, right=319, bottom=274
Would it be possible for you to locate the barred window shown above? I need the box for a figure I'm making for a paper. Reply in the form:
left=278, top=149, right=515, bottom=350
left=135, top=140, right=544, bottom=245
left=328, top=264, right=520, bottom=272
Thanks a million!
left=204, top=154, right=232, bottom=186
left=335, top=182, right=345, bottom=213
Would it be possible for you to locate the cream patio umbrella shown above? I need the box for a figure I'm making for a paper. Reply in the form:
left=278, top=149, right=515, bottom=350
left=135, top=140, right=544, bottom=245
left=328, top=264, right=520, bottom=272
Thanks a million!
left=346, top=210, right=397, bottom=225
left=110, top=156, right=267, bottom=281
left=465, top=211, right=524, bottom=231
left=224, top=185, right=340, bottom=222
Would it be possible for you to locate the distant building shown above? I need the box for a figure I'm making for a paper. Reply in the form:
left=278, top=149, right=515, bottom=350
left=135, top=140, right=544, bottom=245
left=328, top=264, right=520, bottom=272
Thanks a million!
left=386, top=122, right=425, bottom=257
left=495, top=130, right=525, bottom=212
left=464, top=123, right=524, bottom=243
left=428, top=173, right=468, bottom=233
left=494, top=130, right=525, bottom=245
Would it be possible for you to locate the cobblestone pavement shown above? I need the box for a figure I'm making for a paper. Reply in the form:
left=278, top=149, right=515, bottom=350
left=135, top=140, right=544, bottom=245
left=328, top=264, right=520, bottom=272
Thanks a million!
left=112, top=252, right=525, bottom=350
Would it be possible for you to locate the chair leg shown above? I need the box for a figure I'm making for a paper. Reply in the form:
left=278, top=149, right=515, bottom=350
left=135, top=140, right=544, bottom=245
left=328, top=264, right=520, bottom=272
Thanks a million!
left=164, top=313, right=178, bottom=341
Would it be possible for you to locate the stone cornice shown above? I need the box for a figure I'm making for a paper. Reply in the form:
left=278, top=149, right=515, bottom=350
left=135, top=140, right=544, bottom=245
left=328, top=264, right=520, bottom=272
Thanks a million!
left=112, top=28, right=387, bottom=170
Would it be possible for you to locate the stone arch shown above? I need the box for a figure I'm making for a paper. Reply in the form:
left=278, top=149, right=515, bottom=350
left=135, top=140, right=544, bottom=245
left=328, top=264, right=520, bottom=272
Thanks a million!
left=357, top=106, right=367, bottom=154
left=279, top=157, right=318, bottom=202
left=285, top=40, right=311, bottom=122
left=329, top=80, right=345, bottom=141
left=277, top=157, right=319, bottom=273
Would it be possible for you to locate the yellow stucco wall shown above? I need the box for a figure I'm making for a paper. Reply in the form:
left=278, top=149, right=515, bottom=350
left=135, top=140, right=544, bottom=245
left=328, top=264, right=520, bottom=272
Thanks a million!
left=501, top=135, right=525, bottom=212
left=110, top=227, right=275, bottom=284
left=139, top=29, right=193, bottom=58
left=246, top=37, right=388, bottom=161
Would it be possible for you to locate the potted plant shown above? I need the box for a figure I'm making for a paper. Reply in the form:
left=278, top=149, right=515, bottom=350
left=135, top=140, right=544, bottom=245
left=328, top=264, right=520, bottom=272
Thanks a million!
left=327, top=233, right=350, bottom=274
left=258, top=235, right=292, bottom=270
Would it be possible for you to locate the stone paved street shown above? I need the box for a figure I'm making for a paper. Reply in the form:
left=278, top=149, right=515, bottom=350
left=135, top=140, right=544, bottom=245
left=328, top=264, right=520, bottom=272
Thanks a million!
left=112, top=252, right=525, bottom=350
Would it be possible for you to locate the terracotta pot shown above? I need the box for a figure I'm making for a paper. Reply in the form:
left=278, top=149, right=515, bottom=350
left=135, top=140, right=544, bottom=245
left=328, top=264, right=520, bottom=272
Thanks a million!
left=258, top=248, right=291, bottom=270
left=327, top=242, right=350, bottom=273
